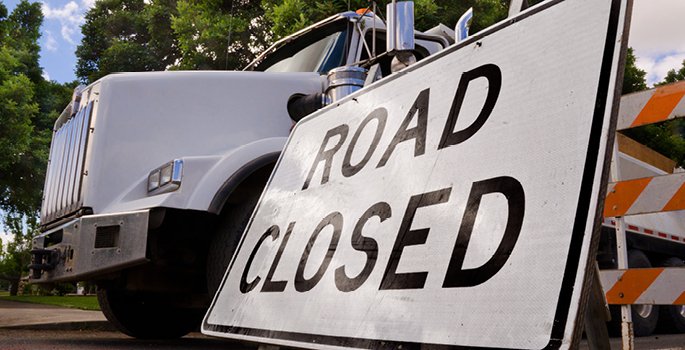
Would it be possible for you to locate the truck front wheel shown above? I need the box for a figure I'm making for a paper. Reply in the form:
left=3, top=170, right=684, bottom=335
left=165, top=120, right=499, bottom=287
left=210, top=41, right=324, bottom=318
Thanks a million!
left=97, top=287, right=204, bottom=339
left=206, top=191, right=260, bottom=296
left=628, top=249, right=659, bottom=337
left=657, top=257, right=685, bottom=333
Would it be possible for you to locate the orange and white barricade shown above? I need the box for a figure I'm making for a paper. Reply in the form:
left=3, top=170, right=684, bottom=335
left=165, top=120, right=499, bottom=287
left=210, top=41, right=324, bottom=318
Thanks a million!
left=604, top=81, right=685, bottom=349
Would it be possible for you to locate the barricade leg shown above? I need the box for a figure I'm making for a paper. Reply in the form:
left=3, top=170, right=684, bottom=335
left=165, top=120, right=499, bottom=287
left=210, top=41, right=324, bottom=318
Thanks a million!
left=584, top=264, right=611, bottom=350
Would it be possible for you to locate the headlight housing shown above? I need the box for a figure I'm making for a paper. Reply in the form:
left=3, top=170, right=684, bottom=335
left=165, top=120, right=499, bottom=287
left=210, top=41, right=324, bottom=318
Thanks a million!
left=148, top=159, right=183, bottom=195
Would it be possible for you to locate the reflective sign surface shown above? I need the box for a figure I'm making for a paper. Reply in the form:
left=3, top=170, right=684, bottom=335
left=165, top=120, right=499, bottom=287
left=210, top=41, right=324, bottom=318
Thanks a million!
left=204, top=0, right=629, bottom=348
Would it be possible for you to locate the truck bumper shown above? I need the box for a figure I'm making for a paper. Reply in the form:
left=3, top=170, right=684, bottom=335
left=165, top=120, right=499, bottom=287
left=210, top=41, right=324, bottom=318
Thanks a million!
left=30, top=210, right=150, bottom=284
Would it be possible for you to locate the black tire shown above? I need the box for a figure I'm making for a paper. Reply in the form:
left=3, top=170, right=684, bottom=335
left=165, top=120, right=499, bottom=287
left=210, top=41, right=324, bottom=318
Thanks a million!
left=97, top=287, right=204, bottom=339
left=206, top=192, right=260, bottom=297
left=628, top=249, right=660, bottom=337
left=657, top=257, right=685, bottom=334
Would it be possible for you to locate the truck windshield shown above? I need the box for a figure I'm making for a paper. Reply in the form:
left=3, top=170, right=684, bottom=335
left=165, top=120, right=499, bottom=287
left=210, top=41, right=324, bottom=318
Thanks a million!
left=251, top=19, right=350, bottom=73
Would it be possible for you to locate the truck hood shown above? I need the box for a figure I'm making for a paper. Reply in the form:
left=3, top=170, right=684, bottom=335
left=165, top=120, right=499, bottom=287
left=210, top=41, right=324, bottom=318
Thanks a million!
left=41, top=71, right=326, bottom=224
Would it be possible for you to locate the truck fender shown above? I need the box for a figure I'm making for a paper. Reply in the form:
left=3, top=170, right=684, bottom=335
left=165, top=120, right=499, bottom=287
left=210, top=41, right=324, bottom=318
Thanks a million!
left=186, top=137, right=287, bottom=214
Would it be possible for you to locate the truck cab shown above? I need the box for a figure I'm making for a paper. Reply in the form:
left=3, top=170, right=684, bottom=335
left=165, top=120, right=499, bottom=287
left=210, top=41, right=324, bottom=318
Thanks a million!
left=30, top=9, right=451, bottom=339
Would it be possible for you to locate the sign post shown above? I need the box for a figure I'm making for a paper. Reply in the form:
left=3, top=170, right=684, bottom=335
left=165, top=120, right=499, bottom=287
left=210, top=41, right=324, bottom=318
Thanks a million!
left=203, top=0, right=630, bottom=348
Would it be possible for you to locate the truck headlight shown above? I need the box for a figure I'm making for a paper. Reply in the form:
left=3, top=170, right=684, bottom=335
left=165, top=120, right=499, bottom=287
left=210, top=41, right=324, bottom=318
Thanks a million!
left=148, top=160, right=183, bottom=195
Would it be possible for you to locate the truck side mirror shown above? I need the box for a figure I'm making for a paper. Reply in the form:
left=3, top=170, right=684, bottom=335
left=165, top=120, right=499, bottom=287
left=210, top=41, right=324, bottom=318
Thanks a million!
left=386, top=1, right=415, bottom=52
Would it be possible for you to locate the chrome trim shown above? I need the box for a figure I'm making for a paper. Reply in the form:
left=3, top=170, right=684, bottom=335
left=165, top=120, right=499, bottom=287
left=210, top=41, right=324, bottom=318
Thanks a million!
left=41, top=101, right=94, bottom=224
left=456, top=8, right=473, bottom=43
left=386, top=1, right=415, bottom=52
left=148, top=159, right=183, bottom=195
left=31, top=210, right=150, bottom=283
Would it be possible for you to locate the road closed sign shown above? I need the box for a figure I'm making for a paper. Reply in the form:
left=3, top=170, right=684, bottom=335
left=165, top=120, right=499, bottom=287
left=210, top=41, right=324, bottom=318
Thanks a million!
left=203, top=0, right=629, bottom=348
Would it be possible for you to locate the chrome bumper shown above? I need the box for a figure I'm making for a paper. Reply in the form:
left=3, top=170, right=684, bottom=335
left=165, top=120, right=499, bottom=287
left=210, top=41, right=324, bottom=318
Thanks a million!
left=30, top=210, right=150, bottom=283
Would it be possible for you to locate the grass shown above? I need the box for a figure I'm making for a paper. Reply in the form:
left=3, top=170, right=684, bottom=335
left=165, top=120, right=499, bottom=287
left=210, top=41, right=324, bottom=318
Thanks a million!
left=0, top=294, right=100, bottom=311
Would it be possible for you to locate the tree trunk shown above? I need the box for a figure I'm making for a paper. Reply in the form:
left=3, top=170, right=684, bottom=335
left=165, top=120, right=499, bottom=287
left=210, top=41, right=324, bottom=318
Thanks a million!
left=9, top=279, right=19, bottom=296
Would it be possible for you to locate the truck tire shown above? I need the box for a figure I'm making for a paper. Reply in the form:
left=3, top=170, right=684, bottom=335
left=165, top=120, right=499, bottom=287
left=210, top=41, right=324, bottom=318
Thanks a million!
left=206, top=191, right=260, bottom=297
left=607, top=249, right=660, bottom=337
left=97, top=287, right=203, bottom=339
left=628, top=249, right=659, bottom=337
left=657, top=257, right=685, bottom=333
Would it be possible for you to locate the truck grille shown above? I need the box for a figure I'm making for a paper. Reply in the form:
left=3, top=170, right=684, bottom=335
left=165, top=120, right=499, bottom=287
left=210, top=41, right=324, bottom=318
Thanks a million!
left=41, top=101, right=94, bottom=225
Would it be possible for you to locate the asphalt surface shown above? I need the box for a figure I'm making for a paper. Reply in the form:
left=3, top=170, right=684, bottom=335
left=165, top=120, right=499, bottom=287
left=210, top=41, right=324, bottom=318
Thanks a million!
left=1, top=299, right=684, bottom=349
left=0, top=329, right=254, bottom=350
left=0, top=299, right=107, bottom=329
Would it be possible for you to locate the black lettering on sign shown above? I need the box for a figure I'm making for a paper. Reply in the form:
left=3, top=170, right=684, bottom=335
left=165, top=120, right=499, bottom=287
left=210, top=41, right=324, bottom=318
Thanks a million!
left=438, top=64, right=502, bottom=149
left=335, top=202, right=392, bottom=292
left=342, top=108, right=388, bottom=178
left=240, top=225, right=279, bottom=293
left=377, top=88, right=430, bottom=168
left=295, top=212, right=343, bottom=292
left=443, top=176, right=525, bottom=288
left=380, top=188, right=452, bottom=290
left=261, top=222, right=296, bottom=292
left=302, top=125, right=349, bottom=190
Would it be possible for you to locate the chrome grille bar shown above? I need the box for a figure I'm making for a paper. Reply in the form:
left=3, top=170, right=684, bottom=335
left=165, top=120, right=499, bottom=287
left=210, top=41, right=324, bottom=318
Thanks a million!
left=41, top=101, right=94, bottom=224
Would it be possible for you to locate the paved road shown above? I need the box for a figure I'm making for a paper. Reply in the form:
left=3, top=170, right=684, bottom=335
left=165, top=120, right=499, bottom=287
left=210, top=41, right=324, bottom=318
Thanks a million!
left=1, top=328, right=684, bottom=349
left=579, top=334, right=685, bottom=349
left=2, top=299, right=684, bottom=349
left=0, top=299, right=106, bottom=328
left=0, top=329, right=255, bottom=350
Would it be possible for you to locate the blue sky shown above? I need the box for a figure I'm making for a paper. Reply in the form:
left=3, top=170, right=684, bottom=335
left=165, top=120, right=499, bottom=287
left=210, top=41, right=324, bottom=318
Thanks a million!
left=2, top=0, right=684, bottom=85
left=4, top=0, right=94, bottom=83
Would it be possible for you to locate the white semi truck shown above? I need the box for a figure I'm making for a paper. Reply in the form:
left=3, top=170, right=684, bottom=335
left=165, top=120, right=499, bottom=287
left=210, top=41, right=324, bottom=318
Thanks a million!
left=29, top=6, right=456, bottom=338
left=29, top=1, right=684, bottom=340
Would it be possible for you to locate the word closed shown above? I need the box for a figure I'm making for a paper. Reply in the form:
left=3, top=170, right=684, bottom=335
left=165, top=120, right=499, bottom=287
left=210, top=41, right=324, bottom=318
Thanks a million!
left=240, top=63, right=526, bottom=293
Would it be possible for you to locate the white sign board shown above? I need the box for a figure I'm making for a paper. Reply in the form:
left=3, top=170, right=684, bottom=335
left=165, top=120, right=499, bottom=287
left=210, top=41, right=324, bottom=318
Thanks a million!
left=203, top=0, right=628, bottom=348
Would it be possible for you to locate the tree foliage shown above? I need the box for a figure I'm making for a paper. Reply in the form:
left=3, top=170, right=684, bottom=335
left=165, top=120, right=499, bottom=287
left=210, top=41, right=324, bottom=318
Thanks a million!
left=620, top=49, right=685, bottom=167
left=0, top=1, right=73, bottom=295
left=171, top=0, right=269, bottom=70
left=0, top=0, right=43, bottom=215
left=76, top=0, right=180, bottom=83
left=76, top=0, right=516, bottom=79
left=657, top=59, right=685, bottom=86
left=0, top=214, right=36, bottom=295
left=263, top=0, right=509, bottom=41
left=622, top=47, right=647, bottom=94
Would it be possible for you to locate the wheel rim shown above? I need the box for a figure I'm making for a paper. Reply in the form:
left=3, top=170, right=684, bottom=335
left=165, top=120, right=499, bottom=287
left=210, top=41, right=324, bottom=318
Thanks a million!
left=635, top=304, right=653, bottom=319
left=679, top=305, right=685, bottom=318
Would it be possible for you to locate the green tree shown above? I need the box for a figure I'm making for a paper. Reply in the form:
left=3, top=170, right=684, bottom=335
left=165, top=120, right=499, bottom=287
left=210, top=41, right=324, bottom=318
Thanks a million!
left=171, top=0, right=269, bottom=70
left=4, top=0, right=42, bottom=83
left=263, top=0, right=509, bottom=41
left=0, top=0, right=41, bottom=214
left=620, top=49, right=685, bottom=167
left=0, top=1, right=73, bottom=294
left=0, top=214, right=36, bottom=295
left=622, top=47, right=647, bottom=94
left=76, top=0, right=179, bottom=83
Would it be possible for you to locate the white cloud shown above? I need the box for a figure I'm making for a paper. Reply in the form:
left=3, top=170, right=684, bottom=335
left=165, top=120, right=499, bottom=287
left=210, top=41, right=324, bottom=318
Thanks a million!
left=629, top=0, right=685, bottom=86
left=61, top=24, right=77, bottom=44
left=42, top=69, right=51, bottom=81
left=44, top=30, right=58, bottom=51
left=637, top=52, right=685, bottom=86
left=41, top=1, right=86, bottom=45
left=81, top=0, right=96, bottom=10
left=0, top=232, right=14, bottom=251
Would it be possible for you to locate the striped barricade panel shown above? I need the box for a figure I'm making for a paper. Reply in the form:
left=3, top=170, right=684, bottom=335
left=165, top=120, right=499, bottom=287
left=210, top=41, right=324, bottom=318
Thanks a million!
left=604, top=172, right=685, bottom=217
left=600, top=267, right=685, bottom=305
left=617, top=80, right=685, bottom=130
